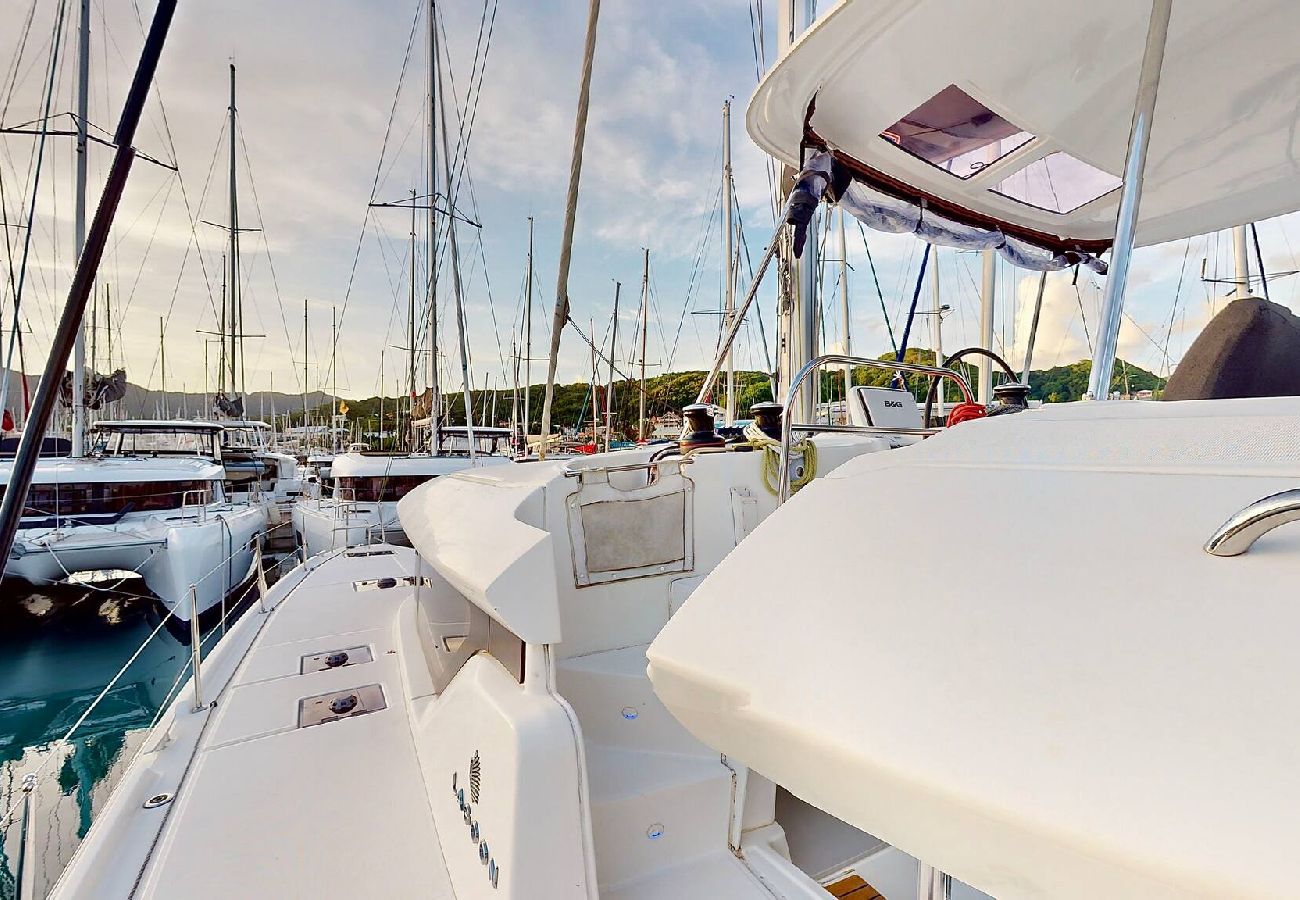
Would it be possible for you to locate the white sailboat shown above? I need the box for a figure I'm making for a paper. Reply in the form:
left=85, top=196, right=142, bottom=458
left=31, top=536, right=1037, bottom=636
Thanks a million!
left=45, top=0, right=1300, bottom=898
left=2, top=420, right=263, bottom=623
left=1, top=3, right=267, bottom=625
left=292, top=2, right=512, bottom=559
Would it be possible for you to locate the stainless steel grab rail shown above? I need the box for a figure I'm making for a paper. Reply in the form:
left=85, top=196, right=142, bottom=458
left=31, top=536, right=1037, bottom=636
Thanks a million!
left=777, top=354, right=974, bottom=504
left=1205, top=489, right=1300, bottom=557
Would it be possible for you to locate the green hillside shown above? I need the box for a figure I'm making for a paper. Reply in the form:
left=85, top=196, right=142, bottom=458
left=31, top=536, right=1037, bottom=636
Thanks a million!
left=293, top=352, right=1164, bottom=442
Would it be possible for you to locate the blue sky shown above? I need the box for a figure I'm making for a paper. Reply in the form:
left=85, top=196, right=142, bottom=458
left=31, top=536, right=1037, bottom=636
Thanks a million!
left=4, top=0, right=1300, bottom=406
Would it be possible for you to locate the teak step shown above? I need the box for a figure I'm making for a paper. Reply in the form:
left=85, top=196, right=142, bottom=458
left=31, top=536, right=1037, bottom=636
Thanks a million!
left=825, top=873, right=885, bottom=899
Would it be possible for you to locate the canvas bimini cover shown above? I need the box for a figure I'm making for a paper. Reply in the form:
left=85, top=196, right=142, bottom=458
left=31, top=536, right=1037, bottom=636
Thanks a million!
left=753, top=0, right=1300, bottom=260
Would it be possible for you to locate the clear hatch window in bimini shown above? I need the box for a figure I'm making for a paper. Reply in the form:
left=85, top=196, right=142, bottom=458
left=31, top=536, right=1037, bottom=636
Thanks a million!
left=880, top=84, right=1033, bottom=178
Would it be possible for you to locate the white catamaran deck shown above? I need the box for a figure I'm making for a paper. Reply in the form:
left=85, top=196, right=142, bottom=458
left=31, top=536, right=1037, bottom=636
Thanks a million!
left=57, top=546, right=454, bottom=898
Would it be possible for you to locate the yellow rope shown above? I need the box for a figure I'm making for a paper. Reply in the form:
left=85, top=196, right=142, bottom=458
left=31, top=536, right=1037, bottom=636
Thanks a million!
left=742, top=422, right=817, bottom=496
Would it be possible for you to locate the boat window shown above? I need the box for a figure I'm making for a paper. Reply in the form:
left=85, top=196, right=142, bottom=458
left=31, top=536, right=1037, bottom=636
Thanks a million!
left=99, top=428, right=218, bottom=458
left=1, top=479, right=214, bottom=518
left=222, top=428, right=263, bottom=450
left=881, top=84, right=1033, bottom=179
left=335, top=474, right=433, bottom=502
left=992, top=151, right=1121, bottom=213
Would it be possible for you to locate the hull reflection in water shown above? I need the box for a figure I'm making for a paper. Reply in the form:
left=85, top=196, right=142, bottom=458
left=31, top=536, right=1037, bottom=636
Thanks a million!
left=0, top=580, right=255, bottom=899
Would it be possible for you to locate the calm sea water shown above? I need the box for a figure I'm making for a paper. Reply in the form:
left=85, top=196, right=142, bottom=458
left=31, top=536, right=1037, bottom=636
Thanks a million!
left=0, top=578, right=260, bottom=898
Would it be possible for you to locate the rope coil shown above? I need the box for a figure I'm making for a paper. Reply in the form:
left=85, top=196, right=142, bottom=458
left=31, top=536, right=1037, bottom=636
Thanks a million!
left=742, top=421, right=816, bottom=496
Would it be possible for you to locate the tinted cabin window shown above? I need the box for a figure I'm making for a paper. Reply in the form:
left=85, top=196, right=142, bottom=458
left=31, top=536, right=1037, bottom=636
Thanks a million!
left=335, top=474, right=434, bottom=502
left=0, top=480, right=213, bottom=517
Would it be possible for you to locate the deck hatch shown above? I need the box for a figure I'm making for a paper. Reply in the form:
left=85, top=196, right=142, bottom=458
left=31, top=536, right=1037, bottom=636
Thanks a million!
left=297, top=684, right=386, bottom=727
left=344, top=547, right=395, bottom=558
left=299, top=645, right=374, bottom=674
left=351, top=575, right=429, bottom=592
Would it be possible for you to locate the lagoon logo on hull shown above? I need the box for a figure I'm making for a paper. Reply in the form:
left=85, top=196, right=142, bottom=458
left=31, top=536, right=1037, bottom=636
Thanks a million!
left=454, top=752, right=500, bottom=888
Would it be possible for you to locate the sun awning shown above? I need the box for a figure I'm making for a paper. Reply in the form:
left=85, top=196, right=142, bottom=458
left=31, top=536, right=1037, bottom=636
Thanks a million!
left=750, top=0, right=1300, bottom=250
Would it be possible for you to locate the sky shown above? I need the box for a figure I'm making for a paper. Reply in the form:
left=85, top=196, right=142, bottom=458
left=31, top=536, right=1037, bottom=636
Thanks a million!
left=4, top=0, right=1300, bottom=409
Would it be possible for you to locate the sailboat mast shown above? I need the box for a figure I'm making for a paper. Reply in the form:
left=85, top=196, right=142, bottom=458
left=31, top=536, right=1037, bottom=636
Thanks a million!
left=638, top=248, right=648, bottom=442
left=332, top=305, right=338, bottom=453
left=159, top=316, right=166, bottom=416
left=722, top=98, right=736, bottom=426
left=1232, top=225, right=1251, bottom=298
left=409, top=187, right=417, bottom=452
left=539, top=0, right=601, bottom=459
left=978, top=249, right=995, bottom=403
left=435, top=54, right=477, bottom=462
left=523, top=216, right=533, bottom=439
left=219, top=253, right=227, bottom=398
left=229, top=63, right=240, bottom=396
left=590, top=316, right=598, bottom=444
left=838, top=207, right=851, bottom=404
left=301, top=296, right=308, bottom=438
left=427, top=0, right=441, bottom=455
left=605, top=281, right=620, bottom=452
left=776, top=0, right=819, bottom=420
left=71, top=0, right=90, bottom=456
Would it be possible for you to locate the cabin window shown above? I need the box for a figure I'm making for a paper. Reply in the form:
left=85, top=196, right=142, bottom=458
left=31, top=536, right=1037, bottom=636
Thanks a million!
left=99, top=429, right=218, bottom=457
left=335, top=474, right=433, bottom=503
left=0, top=479, right=214, bottom=518
left=992, top=151, right=1121, bottom=213
left=881, top=85, right=1033, bottom=178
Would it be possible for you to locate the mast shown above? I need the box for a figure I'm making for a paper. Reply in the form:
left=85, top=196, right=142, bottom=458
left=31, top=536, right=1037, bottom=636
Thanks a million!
left=408, top=187, right=417, bottom=452
left=978, top=249, right=995, bottom=403
left=776, top=0, right=819, bottom=421
left=539, top=0, right=601, bottom=458
left=605, top=281, right=620, bottom=452
left=228, top=63, right=240, bottom=396
left=331, top=304, right=338, bottom=453
left=722, top=98, right=736, bottom=426
left=932, top=250, right=944, bottom=416
left=523, top=216, right=533, bottom=441
left=219, top=253, right=226, bottom=398
left=435, top=25, right=476, bottom=462
left=1232, top=225, right=1251, bottom=298
left=159, top=316, right=165, bottom=416
left=301, top=297, right=308, bottom=439
left=427, top=0, right=441, bottom=455
left=71, top=0, right=90, bottom=455
left=638, top=248, right=649, bottom=442
left=590, top=316, right=598, bottom=444
left=838, top=206, right=851, bottom=408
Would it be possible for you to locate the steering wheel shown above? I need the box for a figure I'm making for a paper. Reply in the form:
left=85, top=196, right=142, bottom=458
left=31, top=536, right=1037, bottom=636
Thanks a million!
left=922, top=347, right=1020, bottom=426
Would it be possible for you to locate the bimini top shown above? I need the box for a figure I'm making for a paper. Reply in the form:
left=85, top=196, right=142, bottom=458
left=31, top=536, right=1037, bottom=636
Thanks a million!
left=95, top=420, right=224, bottom=432
left=750, top=0, right=1300, bottom=254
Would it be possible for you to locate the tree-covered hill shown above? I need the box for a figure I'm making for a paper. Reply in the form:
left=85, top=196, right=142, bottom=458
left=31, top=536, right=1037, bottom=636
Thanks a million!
left=295, top=351, right=1164, bottom=441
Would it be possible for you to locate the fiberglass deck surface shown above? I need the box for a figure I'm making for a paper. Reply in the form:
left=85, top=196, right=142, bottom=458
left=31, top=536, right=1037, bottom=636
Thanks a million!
left=138, top=547, right=454, bottom=899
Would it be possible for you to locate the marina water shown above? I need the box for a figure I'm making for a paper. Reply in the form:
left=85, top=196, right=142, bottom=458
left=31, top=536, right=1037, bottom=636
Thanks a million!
left=0, top=579, right=259, bottom=898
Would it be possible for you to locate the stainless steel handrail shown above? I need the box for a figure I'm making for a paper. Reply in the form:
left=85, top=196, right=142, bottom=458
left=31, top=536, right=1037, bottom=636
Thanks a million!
left=188, top=584, right=204, bottom=711
left=777, top=354, right=974, bottom=504
left=1205, top=489, right=1300, bottom=557
left=182, top=487, right=211, bottom=523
